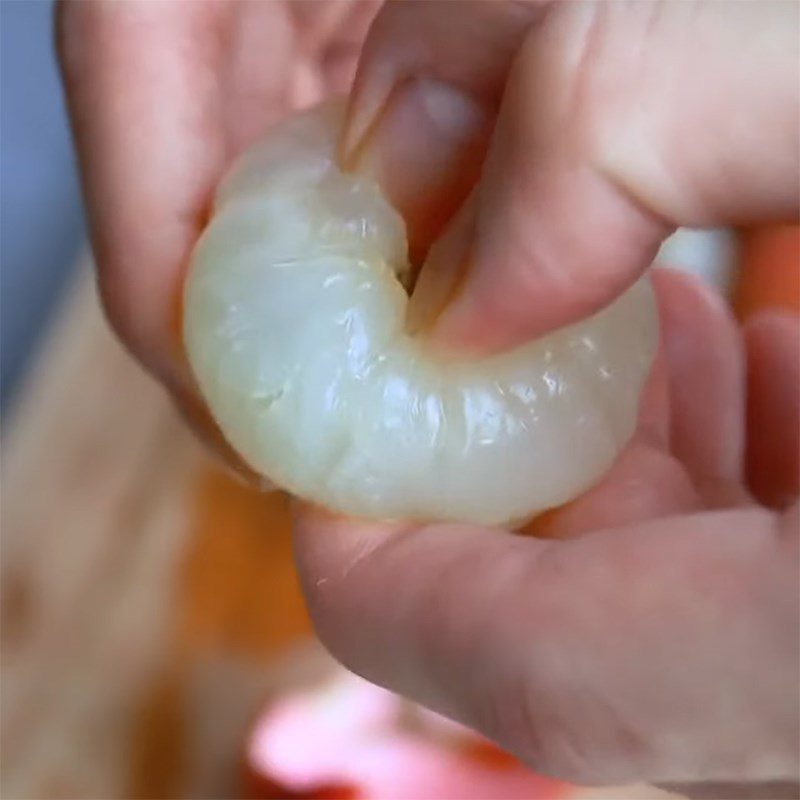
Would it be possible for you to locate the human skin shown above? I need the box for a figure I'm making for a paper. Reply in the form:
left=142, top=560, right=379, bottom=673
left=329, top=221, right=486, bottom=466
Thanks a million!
left=58, top=1, right=799, bottom=793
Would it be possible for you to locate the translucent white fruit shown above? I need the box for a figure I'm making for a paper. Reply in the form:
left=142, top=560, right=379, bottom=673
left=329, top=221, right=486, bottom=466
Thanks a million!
left=184, top=103, right=658, bottom=526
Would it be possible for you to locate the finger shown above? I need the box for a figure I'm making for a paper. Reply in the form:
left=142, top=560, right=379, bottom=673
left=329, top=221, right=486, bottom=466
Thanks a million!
left=353, top=82, right=490, bottom=269
left=523, top=344, right=700, bottom=540
left=342, top=1, right=545, bottom=158
left=57, top=1, right=295, bottom=390
left=320, top=1, right=382, bottom=94
left=289, top=58, right=326, bottom=110
left=522, top=441, right=698, bottom=539
left=345, top=1, right=799, bottom=351
left=57, top=0, right=300, bottom=477
left=433, top=0, right=799, bottom=351
left=294, top=505, right=798, bottom=785
left=290, top=0, right=355, bottom=56
left=653, top=268, right=748, bottom=506
left=516, top=265, right=749, bottom=540
left=170, top=381, right=263, bottom=484
left=342, top=1, right=542, bottom=261
left=660, top=779, right=800, bottom=800
left=744, top=312, right=800, bottom=509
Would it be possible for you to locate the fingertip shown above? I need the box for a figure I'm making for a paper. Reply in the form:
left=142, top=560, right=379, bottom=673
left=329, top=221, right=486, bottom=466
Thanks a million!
left=522, top=442, right=700, bottom=540
left=338, top=0, right=537, bottom=166
left=291, top=504, right=413, bottom=605
left=427, top=168, right=668, bottom=355
left=343, top=76, right=490, bottom=273
left=652, top=267, right=746, bottom=496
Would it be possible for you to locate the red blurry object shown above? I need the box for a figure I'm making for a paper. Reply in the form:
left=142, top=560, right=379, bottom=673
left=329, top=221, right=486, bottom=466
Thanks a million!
left=242, top=672, right=568, bottom=800
left=243, top=773, right=359, bottom=800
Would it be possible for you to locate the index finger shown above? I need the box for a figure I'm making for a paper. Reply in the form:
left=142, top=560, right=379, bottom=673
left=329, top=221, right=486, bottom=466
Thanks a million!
left=345, top=1, right=799, bottom=354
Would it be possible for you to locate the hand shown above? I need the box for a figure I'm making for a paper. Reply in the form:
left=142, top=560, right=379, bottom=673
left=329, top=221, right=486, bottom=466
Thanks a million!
left=60, top=2, right=799, bottom=791
left=292, top=1, right=800, bottom=794
left=295, top=268, right=800, bottom=795
left=57, top=0, right=378, bottom=454
left=340, top=0, right=798, bottom=353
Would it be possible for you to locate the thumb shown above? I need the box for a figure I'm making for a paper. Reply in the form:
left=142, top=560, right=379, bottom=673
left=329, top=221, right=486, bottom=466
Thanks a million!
left=346, top=0, right=799, bottom=353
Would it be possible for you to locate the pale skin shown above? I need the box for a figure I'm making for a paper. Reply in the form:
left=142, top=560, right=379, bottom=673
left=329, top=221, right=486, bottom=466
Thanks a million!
left=58, top=1, right=799, bottom=794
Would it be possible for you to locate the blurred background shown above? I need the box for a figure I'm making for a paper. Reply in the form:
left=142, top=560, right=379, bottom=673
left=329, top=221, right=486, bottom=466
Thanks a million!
left=1, top=0, right=85, bottom=413
left=1, top=3, right=797, bottom=800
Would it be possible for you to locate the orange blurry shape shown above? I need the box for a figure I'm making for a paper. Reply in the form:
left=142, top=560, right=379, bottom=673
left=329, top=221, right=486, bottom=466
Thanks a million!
left=457, top=739, right=520, bottom=770
left=179, top=469, right=312, bottom=658
left=735, top=225, right=800, bottom=320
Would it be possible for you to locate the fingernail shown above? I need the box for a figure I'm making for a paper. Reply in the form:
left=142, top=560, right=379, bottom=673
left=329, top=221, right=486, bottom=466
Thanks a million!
left=347, top=78, right=490, bottom=262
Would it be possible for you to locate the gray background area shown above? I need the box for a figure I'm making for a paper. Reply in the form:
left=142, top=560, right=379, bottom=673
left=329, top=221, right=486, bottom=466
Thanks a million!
left=1, top=0, right=86, bottom=411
